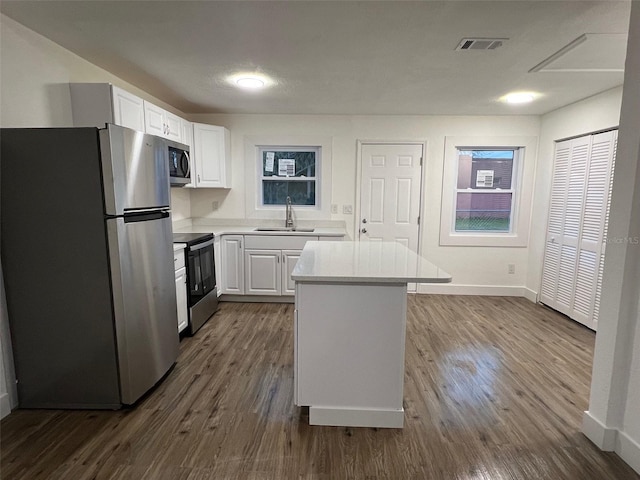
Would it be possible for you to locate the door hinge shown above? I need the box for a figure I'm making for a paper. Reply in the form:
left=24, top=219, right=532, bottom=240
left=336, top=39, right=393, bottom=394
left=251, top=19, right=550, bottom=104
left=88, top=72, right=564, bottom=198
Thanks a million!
left=420, top=157, right=423, bottom=166
left=417, top=215, right=420, bottom=225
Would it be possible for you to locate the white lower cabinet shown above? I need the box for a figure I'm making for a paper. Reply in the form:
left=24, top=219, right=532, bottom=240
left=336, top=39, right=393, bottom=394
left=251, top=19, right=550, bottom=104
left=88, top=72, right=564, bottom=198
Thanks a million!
left=220, top=234, right=343, bottom=297
left=245, top=249, right=281, bottom=295
left=282, top=250, right=302, bottom=295
left=221, top=235, right=244, bottom=294
left=175, top=267, right=188, bottom=333
left=174, top=246, right=188, bottom=334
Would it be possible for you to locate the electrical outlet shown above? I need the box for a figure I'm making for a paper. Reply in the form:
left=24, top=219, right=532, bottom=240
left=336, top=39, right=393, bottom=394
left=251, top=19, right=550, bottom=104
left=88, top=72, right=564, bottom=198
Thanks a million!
left=212, top=201, right=219, bottom=211
left=343, top=205, right=353, bottom=214
left=331, top=204, right=338, bottom=214
left=508, top=264, right=515, bottom=274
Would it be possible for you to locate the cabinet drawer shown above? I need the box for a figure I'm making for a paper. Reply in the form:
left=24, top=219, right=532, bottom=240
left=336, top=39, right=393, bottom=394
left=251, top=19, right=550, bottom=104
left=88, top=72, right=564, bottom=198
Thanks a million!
left=244, top=235, right=317, bottom=250
left=173, top=249, right=185, bottom=271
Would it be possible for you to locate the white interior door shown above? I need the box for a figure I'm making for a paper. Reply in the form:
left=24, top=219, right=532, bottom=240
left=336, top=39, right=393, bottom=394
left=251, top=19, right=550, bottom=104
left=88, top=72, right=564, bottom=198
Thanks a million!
left=359, top=143, right=423, bottom=290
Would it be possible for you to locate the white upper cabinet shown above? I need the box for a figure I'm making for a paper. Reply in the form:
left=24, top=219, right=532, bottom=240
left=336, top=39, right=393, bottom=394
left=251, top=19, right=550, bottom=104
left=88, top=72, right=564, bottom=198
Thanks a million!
left=192, top=123, right=231, bottom=188
left=70, top=83, right=145, bottom=132
left=111, top=86, right=146, bottom=132
left=144, top=101, right=182, bottom=142
left=70, top=83, right=185, bottom=143
left=180, top=118, right=193, bottom=150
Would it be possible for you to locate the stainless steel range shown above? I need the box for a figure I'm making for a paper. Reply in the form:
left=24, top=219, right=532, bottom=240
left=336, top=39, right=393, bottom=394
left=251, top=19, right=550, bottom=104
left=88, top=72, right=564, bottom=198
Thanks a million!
left=173, top=232, right=219, bottom=335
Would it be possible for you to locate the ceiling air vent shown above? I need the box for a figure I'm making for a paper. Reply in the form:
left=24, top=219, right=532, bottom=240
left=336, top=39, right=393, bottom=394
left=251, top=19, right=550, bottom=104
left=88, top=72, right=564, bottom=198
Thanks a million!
left=456, top=38, right=508, bottom=51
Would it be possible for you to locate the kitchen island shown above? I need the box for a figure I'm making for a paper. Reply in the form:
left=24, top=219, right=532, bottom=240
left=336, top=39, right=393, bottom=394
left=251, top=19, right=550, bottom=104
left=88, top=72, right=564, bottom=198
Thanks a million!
left=291, top=241, right=451, bottom=428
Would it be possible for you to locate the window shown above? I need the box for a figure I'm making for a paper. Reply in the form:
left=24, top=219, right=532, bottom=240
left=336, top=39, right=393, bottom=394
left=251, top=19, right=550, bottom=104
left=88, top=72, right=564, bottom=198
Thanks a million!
left=258, top=146, right=320, bottom=207
left=440, top=136, right=536, bottom=247
left=454, top=149, right=518, bottom=233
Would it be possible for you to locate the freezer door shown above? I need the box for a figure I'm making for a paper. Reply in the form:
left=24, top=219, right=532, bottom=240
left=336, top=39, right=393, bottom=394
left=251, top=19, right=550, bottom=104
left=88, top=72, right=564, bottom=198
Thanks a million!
left=100, top=124, right=170, bottom=215
left=107, top=212, right=179, bottom=404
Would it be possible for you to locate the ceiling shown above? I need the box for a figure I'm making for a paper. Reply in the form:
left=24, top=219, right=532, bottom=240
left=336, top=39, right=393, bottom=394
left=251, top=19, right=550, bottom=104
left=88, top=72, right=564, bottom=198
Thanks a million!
left=0, top=0, right=632, bottom=116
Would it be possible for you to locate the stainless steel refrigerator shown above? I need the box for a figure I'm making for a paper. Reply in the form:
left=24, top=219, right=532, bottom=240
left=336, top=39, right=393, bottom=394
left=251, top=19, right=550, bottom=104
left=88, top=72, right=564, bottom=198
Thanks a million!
left=0, top=124, right=180, bottom=408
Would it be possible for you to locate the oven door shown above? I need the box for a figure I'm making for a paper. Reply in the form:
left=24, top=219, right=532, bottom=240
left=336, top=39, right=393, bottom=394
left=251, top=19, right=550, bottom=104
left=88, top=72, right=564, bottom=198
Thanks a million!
left=187, top=238, right=216, bottom=306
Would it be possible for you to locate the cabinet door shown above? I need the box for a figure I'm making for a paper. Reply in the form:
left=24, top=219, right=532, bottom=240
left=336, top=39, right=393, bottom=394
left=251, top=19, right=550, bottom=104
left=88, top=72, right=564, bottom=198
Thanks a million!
left=112, top=86, right=145, bottom=132
left=175, top=266, right=188, bottom=333
left=181, top=119, right=193, bottom=150
left=144, top=101, right=166, bottom=138
left=245, top=249, right=281, bottom=296
left=192, top=123, right=231, bottom=188
left=165, top=111, right=183, bottom=143
left=181, top=120, right=197, bottom=188
left=214, top=236, right=222, bottom=296
left=221, top=235, right=244, bottom=294
left=282, top=250, right=302, bottom=296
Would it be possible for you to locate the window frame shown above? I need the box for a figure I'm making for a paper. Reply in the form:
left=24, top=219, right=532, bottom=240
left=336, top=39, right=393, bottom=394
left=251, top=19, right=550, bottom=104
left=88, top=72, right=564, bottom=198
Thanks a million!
left=453, top=148, right=519, bottom=234
left=440, top=136, right=537, bottom=247
left=257, top=145, right=320, bottom=208
left=244, top=135, right=333, bottom=220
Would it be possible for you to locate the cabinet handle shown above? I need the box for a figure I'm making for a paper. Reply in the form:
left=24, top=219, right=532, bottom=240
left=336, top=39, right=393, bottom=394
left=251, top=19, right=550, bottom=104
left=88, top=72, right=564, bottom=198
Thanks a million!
left=198, top=174, right=201, bottom=183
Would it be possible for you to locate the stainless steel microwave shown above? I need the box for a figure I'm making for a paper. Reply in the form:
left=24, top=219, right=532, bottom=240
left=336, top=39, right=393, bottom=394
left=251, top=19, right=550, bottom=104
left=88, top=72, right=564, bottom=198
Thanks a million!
left=167, top=140, right=190, bottom=186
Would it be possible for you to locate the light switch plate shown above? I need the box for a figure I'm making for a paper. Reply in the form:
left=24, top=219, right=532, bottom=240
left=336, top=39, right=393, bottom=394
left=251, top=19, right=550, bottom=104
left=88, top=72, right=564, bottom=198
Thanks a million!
left=343, top=205, right=353, bottom=214
left=331, top=204, right=338, bottom=214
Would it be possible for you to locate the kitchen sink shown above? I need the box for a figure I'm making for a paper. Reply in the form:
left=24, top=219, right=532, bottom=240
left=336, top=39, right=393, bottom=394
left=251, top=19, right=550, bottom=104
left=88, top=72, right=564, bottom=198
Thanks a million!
left=254, top=227, right=315, bottom=232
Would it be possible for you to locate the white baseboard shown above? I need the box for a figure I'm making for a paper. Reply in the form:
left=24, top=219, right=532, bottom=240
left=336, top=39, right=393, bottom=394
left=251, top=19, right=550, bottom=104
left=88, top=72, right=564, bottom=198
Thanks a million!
left=582, top=410, right=617, bottom=450
left=523, top=287, right=538, bottom=303
left=0, top=392, right=11, bottom=419
left=309, top=406, right=404, bottom=428
left=617, top=430, right=640, bottom=475
left=416, top=283, right=526, bottom=297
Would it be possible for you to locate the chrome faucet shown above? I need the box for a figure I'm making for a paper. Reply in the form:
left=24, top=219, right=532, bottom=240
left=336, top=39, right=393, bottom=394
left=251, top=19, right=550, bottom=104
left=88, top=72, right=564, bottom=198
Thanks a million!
left=285, top=195, right=294, bottom=228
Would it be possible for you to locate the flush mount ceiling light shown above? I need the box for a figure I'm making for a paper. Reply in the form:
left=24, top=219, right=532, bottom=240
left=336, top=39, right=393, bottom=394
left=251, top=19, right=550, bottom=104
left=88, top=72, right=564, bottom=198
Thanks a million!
left=236, top=77, right=264, bottom=89
left=501, top=92, right=538, bottom=104
left=228, top=73, right=272, bottom=90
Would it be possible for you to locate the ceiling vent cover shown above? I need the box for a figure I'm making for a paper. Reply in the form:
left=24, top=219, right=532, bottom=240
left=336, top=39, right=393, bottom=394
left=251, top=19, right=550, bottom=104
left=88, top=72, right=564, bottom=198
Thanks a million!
left=456, top=38, right=507, bottom=51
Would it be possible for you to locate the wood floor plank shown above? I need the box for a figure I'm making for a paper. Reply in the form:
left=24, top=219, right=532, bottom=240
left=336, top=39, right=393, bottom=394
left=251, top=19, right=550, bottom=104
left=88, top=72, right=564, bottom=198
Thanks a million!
left=1, top=295, right=638, bottom=479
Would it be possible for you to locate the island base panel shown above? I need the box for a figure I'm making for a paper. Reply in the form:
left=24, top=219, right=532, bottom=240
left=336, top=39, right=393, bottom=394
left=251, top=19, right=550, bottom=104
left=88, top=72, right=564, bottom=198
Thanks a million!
left=309, top=406, right=404, bottom=428
left=295, top=282, right=407, bottom=428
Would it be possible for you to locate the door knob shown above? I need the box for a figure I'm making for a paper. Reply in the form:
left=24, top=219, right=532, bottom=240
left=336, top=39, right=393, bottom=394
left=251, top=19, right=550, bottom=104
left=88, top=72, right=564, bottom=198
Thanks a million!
left=361, top=228, right=367, bottom=234
left=362, top=218, right=367, bottom=224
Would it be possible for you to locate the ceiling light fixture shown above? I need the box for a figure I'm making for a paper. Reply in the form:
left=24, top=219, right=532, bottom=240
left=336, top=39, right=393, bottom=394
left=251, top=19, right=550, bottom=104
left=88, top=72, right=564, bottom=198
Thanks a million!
left=236, top=77, right=265, bottom=89
left=228, top=72, right=273, bottom=90
left=502, top=92, right=537, bottom=104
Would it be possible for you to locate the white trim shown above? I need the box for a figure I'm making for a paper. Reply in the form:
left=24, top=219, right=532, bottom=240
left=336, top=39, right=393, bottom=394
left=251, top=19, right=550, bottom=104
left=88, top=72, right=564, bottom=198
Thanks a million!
left=524, top=287, right=538, bottom=303
left=617, top=430, right=640, bottom=475
left=416, top=284, right=526, bottom=296
left=244, top=135, right=332, bottom=221
left=0, top=392, right=11, bottom=419
left=309, top=406, right=404, bottom=428
left=582, top=410, right=618, bottom=451
left=440, top=136, right=538, bottom=247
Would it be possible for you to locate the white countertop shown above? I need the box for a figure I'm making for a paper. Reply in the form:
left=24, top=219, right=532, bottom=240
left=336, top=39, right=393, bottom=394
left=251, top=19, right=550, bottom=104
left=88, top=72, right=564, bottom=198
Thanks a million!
left=291, top=241, right=452, bottom=284
left=173, top=243, right=186, bottom=252
left=172, top=225, right=346, bottom=237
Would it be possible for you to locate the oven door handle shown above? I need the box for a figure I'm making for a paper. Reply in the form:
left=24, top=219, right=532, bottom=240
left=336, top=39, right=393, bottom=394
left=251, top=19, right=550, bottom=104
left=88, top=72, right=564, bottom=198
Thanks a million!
left=189, top=238, right=214, bottom=251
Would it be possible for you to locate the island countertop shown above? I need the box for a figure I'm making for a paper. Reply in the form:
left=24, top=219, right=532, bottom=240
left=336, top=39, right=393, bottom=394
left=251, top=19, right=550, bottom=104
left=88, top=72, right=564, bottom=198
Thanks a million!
left=291, top=241, right=452, bottom=284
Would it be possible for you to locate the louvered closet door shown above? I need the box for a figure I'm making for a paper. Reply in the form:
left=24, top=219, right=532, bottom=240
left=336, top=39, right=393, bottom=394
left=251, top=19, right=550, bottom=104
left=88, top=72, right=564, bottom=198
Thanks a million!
left=540, top=131, right=616, bottom=331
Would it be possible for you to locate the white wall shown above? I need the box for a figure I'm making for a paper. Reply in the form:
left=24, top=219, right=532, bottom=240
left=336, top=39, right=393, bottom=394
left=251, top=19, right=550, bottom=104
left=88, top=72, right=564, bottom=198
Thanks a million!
left=582, top=1, right=640, bottom=473
left=527, top=87, right=623, bottom=298
left=190, top=113, right=541, bottom=294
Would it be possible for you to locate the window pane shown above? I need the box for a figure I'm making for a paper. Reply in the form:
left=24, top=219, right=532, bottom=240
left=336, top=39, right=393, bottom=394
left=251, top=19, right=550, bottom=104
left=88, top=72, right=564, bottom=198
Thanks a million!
left=455, top=192, right=512, bottom=231
left=263, top=180, right=316, bottom=205
left=262, top=150, right=316, bottom=178
left=457, top=150, right=514, bottom=189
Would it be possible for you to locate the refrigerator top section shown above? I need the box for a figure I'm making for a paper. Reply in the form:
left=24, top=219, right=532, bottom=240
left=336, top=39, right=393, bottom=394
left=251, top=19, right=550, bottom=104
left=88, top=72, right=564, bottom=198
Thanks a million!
left=100, top=124, right=170, bottom=216
left=173, top=232, right=214, bottom=247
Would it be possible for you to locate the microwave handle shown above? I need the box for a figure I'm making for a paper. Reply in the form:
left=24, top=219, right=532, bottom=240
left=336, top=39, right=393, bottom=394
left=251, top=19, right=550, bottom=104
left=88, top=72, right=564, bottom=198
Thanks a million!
left=182, top=151, right=190, bottom=177
left=189, top=238, right=214, bottom=251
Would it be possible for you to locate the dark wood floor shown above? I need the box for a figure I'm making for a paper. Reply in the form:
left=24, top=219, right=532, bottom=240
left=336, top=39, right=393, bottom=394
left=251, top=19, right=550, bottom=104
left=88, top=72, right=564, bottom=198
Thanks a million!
left=2, top=296, right=638, bottom=479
